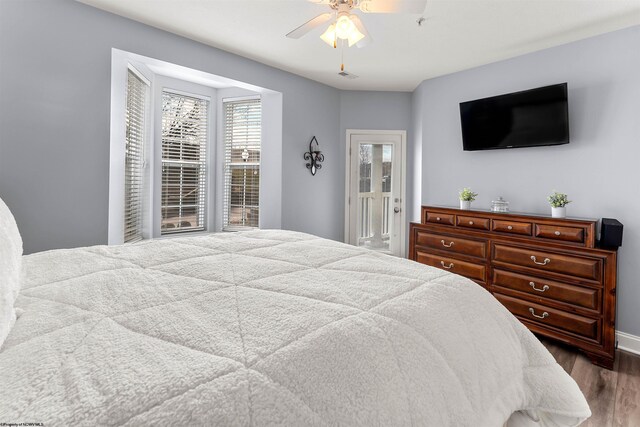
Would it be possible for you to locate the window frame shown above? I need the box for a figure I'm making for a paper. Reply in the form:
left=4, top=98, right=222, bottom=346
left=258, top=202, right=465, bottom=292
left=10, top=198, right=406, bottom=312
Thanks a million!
left=151, top=77, right=216, bottom=239
left=159, top=88, right=210, bottom=235
left=108, top=61, right=152, bottom=246
left=123, top=66, right=150, bottom=243
left=222, top=95, right=262, bottom=231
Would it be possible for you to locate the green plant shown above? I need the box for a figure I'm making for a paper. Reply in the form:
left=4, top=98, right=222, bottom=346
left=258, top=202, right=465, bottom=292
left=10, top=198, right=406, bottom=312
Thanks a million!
left=547, top=191, right=571, bottom=208
left=459, top=188, right=478, bottom=202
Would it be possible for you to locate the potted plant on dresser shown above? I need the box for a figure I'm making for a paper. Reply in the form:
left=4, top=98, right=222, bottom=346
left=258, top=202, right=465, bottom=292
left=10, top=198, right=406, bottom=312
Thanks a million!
left=459, top=188, right=478, bottom=210
left=547, top=191, right=571, bottom=218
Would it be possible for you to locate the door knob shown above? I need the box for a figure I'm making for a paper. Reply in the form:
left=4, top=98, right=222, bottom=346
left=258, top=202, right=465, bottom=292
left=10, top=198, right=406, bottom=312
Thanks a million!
left=394, top=207, right=400, bottom=213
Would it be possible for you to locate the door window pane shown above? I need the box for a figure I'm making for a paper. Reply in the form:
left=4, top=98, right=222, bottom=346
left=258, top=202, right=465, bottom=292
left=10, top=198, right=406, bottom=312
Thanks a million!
left=357, top=143, right=393, bottom=252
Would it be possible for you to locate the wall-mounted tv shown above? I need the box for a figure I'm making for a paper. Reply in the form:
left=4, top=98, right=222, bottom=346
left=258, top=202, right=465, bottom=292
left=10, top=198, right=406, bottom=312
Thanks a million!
left=460, top=83, right=569, bottom=151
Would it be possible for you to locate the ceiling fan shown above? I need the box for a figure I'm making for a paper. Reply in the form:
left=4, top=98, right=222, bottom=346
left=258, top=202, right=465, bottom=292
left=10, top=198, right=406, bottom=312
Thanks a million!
left=286, top=0, right=428, bottom=48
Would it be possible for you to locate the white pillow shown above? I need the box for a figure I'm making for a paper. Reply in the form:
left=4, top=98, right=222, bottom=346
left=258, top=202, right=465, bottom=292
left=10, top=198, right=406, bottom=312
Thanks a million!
left=0, top=196, right=22, bottom=350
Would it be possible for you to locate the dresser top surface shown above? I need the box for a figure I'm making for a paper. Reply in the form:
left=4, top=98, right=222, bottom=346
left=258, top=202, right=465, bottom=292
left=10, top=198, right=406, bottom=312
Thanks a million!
left=425, top=205, right=599, bottom=223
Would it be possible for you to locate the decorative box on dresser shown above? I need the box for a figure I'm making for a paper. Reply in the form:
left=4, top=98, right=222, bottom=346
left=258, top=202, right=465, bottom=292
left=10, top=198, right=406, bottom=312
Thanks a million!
left=409, top=206, right=618, bottom=369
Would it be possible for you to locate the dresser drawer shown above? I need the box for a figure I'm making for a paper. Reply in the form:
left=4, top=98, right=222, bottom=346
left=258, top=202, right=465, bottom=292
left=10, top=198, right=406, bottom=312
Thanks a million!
left=415, top=231, right=487, bottom=259
left=456, top=215, right=491, bottom=231
left=535, top=224, right=585, bottom=244
left=493, top=244, right=602, bottom=282
left=493, top=269, right=600, bottom=311
left=425, top=211, right=455, bottom=226
left=415, top=251, right=486, bottom=282
left=492, top=219, right=532, bottom=236
left=494, top=293, right=599, bottom=341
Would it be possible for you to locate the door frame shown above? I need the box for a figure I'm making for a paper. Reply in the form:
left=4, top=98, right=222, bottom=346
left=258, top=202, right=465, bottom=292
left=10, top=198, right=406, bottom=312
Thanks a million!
left=344, top=129, right=407, bottom=257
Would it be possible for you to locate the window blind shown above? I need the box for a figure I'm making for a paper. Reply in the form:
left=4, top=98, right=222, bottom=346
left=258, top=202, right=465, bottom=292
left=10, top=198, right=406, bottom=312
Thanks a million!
left=161, top=91, right=208, bottom=234
left=223, top=98, right=261, bottom=230
left=124, top=69, right=147, bottom=243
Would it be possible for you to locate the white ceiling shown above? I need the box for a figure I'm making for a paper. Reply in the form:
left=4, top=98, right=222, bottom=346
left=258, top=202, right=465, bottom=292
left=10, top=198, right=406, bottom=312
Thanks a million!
left=77, top=0, right=640, bottom=91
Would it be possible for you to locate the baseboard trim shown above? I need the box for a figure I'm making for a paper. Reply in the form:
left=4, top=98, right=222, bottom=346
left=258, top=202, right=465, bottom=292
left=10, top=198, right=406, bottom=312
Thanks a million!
left=617, top=331, right=640, bottom=355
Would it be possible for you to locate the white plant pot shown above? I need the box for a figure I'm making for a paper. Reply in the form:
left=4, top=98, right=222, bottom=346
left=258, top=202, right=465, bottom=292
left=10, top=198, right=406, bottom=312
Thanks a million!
left=551, top=206, right=566, bottom=218
left=460, top=200, right=471, bottom=210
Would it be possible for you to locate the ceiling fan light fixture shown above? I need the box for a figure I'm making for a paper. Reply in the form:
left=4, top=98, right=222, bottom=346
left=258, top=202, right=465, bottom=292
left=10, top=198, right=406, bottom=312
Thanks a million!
left=320, top=23, right=337, bottom=46
left=320, top=13, right=365, bottom=47
left=335, top=14, right=354, bottom=39
left=347, top=31, right=365, bottom=47
left=347, top=15, right=365, bottom=46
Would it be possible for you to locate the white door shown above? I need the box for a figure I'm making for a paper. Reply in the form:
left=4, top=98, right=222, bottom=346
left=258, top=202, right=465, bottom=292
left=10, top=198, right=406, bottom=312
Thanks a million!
left=345, top=130, right=406, bottom=257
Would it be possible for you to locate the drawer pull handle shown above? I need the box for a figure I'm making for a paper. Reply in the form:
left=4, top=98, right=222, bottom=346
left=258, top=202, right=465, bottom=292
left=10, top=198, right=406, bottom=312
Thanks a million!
left=530, top=256, right=551, bottom=266
left=441, top=240, right=454, bottom=248
left=529, top=282, right=550, bottom=292
left=469, top=221, right=474, bottom=225
left=507, top=225, right=513, bottom=230
left=440, top=261, right=454, bottom=269
left=554, top=231, right=561, bottom=236
left=529, top=308, right=549, bottom=319
left=436, top=217, right=441, bottom=221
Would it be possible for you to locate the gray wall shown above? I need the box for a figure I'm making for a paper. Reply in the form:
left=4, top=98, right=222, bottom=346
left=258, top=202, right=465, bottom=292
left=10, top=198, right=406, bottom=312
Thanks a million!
left=0, top=0, right=343, bottom=253
left=338, top=90, right=412, bottom=143
left=413, top=25, right=640, bottom=336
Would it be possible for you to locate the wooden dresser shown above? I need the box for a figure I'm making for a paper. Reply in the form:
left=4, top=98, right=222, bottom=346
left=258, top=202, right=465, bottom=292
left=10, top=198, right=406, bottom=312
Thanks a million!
left=409, top=206, right=618, bottom=369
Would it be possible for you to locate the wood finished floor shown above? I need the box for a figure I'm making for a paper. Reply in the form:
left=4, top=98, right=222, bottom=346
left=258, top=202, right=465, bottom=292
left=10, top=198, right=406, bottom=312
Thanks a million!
left=540, top=338, right=640, bottom=427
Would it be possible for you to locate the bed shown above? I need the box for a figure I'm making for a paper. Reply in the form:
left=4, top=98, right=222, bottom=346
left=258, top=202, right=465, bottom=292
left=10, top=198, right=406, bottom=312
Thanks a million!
left=0, top=216, right=591, bottom=425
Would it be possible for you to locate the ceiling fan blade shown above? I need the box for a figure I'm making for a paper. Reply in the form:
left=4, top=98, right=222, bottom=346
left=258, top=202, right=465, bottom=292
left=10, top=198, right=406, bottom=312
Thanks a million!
left=350, top=15, right=372, bottom=48
left=286, top=13, right=334, bottom=39
left=308, top=0, right=333, bottom=4
left=358, top=0, right=427, bottom=14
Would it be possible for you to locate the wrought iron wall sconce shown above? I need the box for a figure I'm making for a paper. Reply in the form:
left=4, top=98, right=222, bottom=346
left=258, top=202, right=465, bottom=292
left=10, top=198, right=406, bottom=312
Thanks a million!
left=304, top=136, right=324, bottom=176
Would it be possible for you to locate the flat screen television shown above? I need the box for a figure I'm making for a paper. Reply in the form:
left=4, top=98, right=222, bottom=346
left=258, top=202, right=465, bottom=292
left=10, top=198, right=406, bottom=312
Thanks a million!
left=459, top=83, right=569, bottom=151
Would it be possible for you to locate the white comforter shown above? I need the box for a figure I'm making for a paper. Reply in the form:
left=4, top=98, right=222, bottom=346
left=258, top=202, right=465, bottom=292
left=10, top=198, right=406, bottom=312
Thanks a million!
left=0, top=230, right=590, bottom=426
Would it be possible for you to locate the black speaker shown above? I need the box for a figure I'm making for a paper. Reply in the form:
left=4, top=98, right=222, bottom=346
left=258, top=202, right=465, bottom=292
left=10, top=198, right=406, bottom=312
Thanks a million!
left=600, top=218, right=623, bottom=248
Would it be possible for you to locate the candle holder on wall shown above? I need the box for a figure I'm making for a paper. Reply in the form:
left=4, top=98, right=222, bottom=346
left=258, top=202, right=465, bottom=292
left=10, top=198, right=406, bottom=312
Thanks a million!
left=304, top=136, right=324, bottom=176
